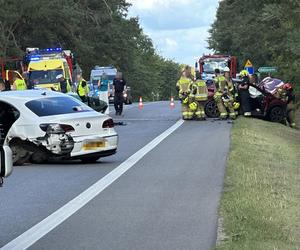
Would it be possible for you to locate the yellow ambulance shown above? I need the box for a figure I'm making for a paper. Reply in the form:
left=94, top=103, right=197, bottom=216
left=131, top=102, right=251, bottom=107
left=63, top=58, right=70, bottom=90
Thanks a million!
left=27, top=48, right=72, bottom=91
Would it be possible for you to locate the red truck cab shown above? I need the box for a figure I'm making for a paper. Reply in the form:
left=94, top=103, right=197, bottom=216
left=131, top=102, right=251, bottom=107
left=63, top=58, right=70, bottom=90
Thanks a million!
left=198, top=54, right=237, bottom=80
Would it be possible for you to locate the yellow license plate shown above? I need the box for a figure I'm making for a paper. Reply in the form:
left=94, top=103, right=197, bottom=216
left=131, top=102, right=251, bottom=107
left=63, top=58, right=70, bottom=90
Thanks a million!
left=83, top=141, right=106, bottom=150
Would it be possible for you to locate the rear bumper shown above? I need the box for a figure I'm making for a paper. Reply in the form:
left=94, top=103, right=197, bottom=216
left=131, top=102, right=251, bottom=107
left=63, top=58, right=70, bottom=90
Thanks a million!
left=70, top=134, right=118, bottom=157
left=71, top=149, right=117, bottom=159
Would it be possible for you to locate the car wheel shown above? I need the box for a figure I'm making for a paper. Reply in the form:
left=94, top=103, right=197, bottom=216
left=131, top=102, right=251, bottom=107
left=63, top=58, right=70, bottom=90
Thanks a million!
left=205, top=99, right=220, bottom=118
left=80, top=156, right=101, bottom=163
left=30, top=148, right=49, bottom=164
left=269, top=106, right=285, bottom=123
left=10, top=143, right=31, bottom=166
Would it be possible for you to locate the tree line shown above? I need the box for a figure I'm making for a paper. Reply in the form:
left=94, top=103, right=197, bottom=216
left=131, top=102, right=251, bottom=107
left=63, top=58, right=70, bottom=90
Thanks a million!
left=0, top=0, right=180, bottom=101
left=209, top=0, right=300, bottom=100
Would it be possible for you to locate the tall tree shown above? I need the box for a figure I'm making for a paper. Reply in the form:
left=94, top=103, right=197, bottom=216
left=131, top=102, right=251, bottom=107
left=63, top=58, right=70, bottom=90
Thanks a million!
left=209, top=0, right=300, bottom=99
left=0, top=0, right=180, bottom=101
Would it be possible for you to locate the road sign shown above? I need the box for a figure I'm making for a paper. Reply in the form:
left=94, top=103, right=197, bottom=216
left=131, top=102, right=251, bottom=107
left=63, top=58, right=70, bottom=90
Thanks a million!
left=258, top=67, right=278, bottom=73
left=244, top=59, right=254, bottom=74
left=245, top=67, right=254, bottom=74
left=245, top=59, right=253, bottom=67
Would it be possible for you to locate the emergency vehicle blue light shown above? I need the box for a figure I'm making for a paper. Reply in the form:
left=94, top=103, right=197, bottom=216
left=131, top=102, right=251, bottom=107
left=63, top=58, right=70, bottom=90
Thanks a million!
left=41, top=48, right=62, bottom=53
left=30, top=56, right=41, bottom=61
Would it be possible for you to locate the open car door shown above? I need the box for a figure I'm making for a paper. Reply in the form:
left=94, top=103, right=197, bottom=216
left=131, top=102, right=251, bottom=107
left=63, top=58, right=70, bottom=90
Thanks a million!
left=0, top=146, right=13, bottom=186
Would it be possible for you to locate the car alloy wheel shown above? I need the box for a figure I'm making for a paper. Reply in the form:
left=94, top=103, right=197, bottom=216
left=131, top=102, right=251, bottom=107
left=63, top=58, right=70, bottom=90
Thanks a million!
left=269, top=106, right=285, bottom=123
left=205, top=100, right=220, bottom=118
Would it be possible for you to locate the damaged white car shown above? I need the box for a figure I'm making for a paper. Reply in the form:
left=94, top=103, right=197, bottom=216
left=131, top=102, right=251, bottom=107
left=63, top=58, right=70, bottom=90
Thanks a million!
left=0, top=90, right=118, bottom=165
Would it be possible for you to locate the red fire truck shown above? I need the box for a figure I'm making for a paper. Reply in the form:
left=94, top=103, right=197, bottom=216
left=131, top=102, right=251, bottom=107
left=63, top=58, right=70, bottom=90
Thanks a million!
left=198, top=54, right=238, bottom=79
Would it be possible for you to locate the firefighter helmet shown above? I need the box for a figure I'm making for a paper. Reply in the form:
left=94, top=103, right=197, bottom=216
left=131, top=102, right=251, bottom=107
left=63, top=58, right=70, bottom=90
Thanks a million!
left=224, top=67, right=230, bottom=72
left=239, top=70, right=249, bottom=77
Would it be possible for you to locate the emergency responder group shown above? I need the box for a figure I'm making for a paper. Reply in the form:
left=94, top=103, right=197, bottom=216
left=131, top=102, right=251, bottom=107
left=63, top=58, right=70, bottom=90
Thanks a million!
left=176, top=66, right=238, bottom=121
left=0, top=70, right=126, bottom=112
left=176, top=66, right=297, bottom=128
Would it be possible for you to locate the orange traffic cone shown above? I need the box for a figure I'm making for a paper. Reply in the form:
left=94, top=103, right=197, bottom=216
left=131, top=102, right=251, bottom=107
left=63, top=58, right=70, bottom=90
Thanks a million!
left=170, top=96, right=175, bottom=109
left=138, top=97, right=144, bottom=110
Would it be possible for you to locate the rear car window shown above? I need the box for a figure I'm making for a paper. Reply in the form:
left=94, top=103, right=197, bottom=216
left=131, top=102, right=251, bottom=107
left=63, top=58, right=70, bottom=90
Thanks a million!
left=25, top=96, right=93, bottom=117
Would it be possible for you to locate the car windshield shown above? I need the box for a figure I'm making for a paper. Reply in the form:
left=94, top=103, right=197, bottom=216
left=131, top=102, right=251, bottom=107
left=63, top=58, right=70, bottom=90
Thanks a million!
left=203, top=59, right=228, bottom=74
left=91, top=75, right=115, bottom=85
left=29, top=70, right=63, bottom=85
left=25, top=96, right=93, bottom=117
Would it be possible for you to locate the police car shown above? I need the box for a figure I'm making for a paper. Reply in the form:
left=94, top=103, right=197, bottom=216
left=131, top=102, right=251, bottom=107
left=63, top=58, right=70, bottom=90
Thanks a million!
left=0, top=90, right=118, bottom=165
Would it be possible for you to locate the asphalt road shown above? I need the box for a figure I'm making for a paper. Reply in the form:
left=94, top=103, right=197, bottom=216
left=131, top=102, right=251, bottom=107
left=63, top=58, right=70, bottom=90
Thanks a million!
left=0, top=101, right=231, bottom=250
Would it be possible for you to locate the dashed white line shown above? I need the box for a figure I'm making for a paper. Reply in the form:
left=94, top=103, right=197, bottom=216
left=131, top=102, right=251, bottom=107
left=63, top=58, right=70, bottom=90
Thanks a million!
left=1, top=119, right=184, bottom=250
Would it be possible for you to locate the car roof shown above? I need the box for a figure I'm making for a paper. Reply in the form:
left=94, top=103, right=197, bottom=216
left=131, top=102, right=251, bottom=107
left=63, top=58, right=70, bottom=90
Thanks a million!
left=0, top=90, right=68, bottom=104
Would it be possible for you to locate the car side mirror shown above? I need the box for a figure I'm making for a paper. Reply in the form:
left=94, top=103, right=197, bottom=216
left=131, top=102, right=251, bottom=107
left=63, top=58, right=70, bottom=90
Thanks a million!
left=0, top=146, right=13, bottom=186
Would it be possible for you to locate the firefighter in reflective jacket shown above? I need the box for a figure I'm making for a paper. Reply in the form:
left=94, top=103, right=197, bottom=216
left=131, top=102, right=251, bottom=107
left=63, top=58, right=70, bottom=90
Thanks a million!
left=214, top=68, right=236, bottom=119
left=223, top=67, right=237, bottom=119
left=77, top=75, right=90, bottom=103
left=190, top=73, right=208, bottom=120
left=277, top=83, right=297, bottom=128
left=176, top=68, right=193, bottom=120
left=12, top=75, right=27, bottom=91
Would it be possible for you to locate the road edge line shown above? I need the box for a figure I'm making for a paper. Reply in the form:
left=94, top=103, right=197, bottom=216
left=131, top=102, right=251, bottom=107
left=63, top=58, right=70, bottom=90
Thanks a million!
left=2, top=119, right=184, bottom=250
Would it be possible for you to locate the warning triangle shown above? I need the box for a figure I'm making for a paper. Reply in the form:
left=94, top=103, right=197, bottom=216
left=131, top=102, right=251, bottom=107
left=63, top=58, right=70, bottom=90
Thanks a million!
left=245, top=59, right=253, bottom=67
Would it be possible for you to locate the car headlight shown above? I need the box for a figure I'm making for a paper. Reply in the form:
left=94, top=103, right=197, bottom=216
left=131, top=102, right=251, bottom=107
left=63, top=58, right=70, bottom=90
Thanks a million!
left=123, top=93, right=128, bottom=98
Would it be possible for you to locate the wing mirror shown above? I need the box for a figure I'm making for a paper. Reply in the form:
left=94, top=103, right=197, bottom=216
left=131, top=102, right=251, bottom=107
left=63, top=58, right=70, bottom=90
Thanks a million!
left=0, top=146, right=13, bottom=187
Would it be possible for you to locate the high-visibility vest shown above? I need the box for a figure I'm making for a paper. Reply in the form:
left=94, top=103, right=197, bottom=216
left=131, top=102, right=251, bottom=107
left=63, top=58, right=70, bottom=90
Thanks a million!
left=225, top=78, right=234, bottom=92
left=192, top=80, right=208, bottom=101
left=77, top=79, right=89, bottom=97
left=214, top=75, right=227, bottom=92
left=59, top=79, right=72, bottom=93
left=177, top=77, right=192, bottom=95
left=14, top=79, right=27, bottom=90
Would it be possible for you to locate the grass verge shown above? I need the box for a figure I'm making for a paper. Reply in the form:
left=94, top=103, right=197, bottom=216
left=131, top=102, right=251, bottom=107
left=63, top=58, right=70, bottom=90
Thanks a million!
left=216, top=117, right=300, bottom=250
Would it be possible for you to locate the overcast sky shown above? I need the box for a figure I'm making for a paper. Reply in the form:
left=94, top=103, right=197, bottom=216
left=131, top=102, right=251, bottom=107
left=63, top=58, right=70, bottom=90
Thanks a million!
left=128, top=0, right=219, bottom=66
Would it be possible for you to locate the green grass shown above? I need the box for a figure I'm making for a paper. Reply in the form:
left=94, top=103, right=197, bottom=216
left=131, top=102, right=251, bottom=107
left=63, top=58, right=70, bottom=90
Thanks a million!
left=216, top=117, right=300, bottom=250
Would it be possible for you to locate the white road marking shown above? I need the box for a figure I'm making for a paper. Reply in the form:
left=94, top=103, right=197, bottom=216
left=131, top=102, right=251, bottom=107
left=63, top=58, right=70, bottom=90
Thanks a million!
left=2, top=119, right=184, bottom=250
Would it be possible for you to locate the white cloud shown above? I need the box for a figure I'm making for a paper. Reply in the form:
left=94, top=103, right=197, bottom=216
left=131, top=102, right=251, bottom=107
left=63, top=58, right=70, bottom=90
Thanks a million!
left=146, top=27, right=212, bottom=65
left=128, top=0, right=194, bottom=10
left=165, top=38, right=178, bottom=50
left=128, top=0, right=219, bottom=65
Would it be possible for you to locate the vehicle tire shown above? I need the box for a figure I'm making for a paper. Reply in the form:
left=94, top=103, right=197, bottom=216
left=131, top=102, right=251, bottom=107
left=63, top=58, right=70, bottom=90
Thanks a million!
left=30, top=148, right=49, bottom=164
left=10, top=143, right=31, bottom=166
left=205, top=99, right=220, bottom=118
left=80, top=156, right=101, bottom=163
left=268, top=106, right=285, bottom=123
